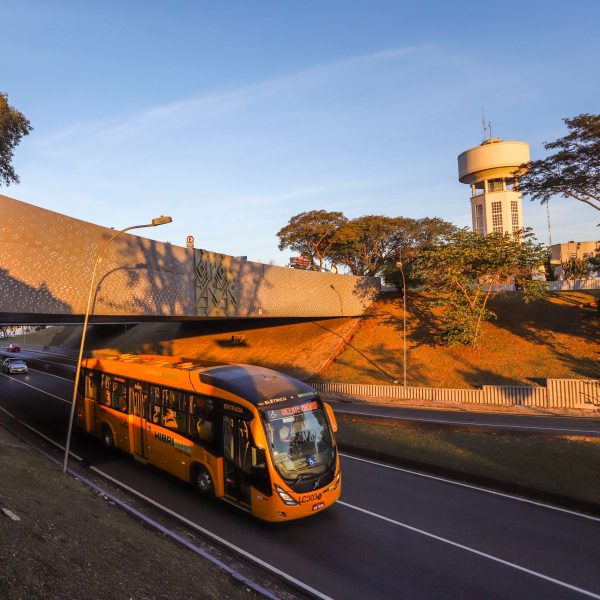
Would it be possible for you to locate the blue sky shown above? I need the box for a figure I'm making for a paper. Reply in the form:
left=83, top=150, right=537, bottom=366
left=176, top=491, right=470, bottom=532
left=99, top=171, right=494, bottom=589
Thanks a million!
left=3, top=1, right=599, bottom=263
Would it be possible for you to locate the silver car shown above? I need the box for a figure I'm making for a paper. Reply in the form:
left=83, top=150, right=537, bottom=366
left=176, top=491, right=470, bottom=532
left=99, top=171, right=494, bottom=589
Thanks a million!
left=2, top=358, right=28, bottom=374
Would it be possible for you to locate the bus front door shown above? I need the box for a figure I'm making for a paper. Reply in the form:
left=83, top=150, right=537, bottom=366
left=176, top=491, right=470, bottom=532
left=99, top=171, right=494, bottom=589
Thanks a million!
left=130, top=384, right=148, bottom=459
left=222, top=416, right=252, bottom=507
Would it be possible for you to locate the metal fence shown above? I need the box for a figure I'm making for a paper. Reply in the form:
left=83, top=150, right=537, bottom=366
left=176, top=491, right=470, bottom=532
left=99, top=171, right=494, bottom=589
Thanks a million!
left=309, top=379, right=600, bottom=410
left=488, top=279, right=600, bottom=292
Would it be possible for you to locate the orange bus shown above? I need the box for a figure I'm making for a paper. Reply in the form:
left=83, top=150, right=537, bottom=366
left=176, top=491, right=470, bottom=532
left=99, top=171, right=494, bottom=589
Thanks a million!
left=76, top=354, right=341, bottom=521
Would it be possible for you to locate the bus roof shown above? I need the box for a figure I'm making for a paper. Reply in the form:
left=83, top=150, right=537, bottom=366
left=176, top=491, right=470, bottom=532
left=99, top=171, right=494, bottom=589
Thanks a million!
left=200, top=364, right=317, bottom=407
left=85, top=354, right=317, bottom=407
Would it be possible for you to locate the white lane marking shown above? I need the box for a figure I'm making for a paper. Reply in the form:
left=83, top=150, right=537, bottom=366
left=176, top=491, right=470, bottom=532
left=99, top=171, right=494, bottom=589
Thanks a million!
left=0, top=405, right=83, bottom=461
left=0, top=372, right=71, bottom=405
left=89, top=467, right=333, bottom=600
left=339, top=501, right=600, bottom=599
left=21, top=350, right=77, bottom=364
left=341, top=453, right=600, bottom=523
left=13, top=352, right=76, bottom=369
left=30, top=368, right=73, bottom=382
left=336, top=409, right=600, bottom=435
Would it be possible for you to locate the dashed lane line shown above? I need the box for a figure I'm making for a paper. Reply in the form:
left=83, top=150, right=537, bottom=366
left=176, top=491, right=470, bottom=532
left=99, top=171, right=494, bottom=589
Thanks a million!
left=0, top=372, right=70, bottom=404
left=341, top=453, right=600, bottom=523
left=30, top=368, right=73, bottom=382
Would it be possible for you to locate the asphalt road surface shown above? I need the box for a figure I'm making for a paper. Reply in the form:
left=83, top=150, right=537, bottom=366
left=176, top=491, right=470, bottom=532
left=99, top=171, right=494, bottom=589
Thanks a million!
left=1, top=363, right=600, bottom=599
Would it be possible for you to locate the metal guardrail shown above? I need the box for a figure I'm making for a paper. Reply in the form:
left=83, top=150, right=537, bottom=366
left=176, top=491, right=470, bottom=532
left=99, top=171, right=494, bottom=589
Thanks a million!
left=310, top=379, right=600, bottom=410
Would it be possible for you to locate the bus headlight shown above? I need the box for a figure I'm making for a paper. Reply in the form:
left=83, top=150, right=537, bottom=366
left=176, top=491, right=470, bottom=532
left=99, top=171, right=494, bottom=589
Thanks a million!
left=274, top=484, right=298, bottom=506
left=327, top=472, right=341, bottom=492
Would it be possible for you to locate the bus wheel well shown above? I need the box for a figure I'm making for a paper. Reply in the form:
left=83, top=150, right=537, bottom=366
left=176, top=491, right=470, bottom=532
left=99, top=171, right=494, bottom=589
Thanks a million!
left=100, top=423, right=115, bottom=449
left=191, top=463, right=214, bottom=496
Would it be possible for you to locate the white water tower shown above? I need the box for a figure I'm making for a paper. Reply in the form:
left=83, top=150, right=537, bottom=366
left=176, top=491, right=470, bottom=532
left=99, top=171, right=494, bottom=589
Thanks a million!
left=458, top=138, right=530, bottom=235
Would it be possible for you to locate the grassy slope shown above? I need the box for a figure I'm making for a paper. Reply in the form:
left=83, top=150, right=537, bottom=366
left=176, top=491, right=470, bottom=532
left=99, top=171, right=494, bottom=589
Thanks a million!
left=0, top=442, right=261, bottom=600
left=320, top=291, right=600, bottom=387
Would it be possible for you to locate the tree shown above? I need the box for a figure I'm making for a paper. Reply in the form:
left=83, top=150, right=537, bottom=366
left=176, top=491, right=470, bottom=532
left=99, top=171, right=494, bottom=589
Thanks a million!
left=330, top=215, right=413, bottom=276
left=562, top=257, right=591, bottom=280
left=380, top=217, right=458, bottom=289
left=277, top=210, right=347, bottom=271
left=515, top=113, right=600, bottom=212
left=0, top=92, right=32, bottom=187
left=417, top=229, right=547, bottom=346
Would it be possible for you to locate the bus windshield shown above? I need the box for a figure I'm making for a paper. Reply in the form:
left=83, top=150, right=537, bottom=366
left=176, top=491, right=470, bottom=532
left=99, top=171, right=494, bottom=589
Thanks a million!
left=261, top=400, right=336, bottom=483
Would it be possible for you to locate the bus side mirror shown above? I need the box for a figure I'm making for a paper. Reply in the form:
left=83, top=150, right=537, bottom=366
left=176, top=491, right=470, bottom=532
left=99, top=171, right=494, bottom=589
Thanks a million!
left=324, top=402, right=338, bottom=433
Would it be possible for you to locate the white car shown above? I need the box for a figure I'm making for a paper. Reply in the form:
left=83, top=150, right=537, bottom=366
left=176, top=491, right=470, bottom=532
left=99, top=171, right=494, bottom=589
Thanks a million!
left=2, top=358, right=28, bottom=374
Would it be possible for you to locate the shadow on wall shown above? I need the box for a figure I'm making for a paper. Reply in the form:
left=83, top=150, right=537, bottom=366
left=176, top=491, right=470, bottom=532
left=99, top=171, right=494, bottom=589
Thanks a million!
left=91, top=236, right=195, bottom=318
left=235, top=261, right=273, bottom=317
left=0, top=267, right=73, bottom=315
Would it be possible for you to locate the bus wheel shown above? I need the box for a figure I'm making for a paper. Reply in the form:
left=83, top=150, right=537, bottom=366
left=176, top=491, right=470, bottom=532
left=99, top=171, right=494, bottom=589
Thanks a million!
left=193, top=465, right=214, bottom=496
left=101, top=425, right=115, bottom=449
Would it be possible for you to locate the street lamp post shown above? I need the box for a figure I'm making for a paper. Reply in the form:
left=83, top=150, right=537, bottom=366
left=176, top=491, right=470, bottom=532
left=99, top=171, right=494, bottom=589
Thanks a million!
left=395, top=258, right=407, bottom=387
left=62, top=215, right=172, bottom=473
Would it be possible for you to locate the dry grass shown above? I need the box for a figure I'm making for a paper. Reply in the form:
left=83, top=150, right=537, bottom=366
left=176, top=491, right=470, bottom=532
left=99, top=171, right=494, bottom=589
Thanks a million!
left=320, top=291, right=600, bottom=388
left=0, top=442, right=262, bottom=600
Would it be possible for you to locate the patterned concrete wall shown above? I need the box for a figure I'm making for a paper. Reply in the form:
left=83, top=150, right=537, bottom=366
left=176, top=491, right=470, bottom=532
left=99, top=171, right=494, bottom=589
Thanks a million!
left=0, top=194, right=379, bottom=320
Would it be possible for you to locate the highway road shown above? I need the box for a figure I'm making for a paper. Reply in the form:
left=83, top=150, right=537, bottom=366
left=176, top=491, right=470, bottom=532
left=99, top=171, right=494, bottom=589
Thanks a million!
left=1, top=361, right=600, bottom=599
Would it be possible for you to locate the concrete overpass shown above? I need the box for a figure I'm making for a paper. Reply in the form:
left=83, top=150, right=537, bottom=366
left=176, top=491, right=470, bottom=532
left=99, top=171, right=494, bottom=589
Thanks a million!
left=0, top=194, right=379, bottom=324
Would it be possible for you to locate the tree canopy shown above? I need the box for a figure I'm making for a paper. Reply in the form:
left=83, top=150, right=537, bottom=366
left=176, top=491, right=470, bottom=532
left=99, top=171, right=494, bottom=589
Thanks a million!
left=277, top=211, right=456, bottom=277
left=277, top=210, right=347, bottom=271
left=0, top=92, right=32, bottom=187
left=330, top=215, right=413, bottom=276
left=417, top=228, right=547, bottom=345
left=515, top=113, right=600, bottom=212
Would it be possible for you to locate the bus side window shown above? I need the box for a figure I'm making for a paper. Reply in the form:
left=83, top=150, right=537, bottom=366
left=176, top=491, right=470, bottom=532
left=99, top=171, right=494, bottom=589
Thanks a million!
left=101, top=374, right=113, bottom=407
left=161, top=388, right=187, bottom=433
left=141, top=387, right=149, bottom=419
left=251, top=447, right=271, bottom=496
left=176, top=390, right=188, bottom=433
left=189, top=395, right=213, bottom=442
left=150, top=385, right=161, bottom=423
left=112, top=378, right=128, bottom=413
left=85, top=370, right=98, bottom=400
left=78, top=369, right=86, bottom=395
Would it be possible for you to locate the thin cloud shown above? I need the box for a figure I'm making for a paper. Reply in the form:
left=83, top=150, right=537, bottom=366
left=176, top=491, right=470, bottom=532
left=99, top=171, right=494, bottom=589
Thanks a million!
left=33, top=45, right=420, bottom=150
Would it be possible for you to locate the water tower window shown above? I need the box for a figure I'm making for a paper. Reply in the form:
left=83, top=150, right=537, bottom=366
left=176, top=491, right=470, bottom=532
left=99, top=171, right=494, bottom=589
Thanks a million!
left=473, top=182, right=485, bottom=196
left=505, top=178, right=516, bottom=191
left=488, top=178, right=504, bottom=192
left=511, top=200, right=519, bottom=232
left=475, top=204, right=484, bottom=234
left=491, top=201, right=503, bottom=232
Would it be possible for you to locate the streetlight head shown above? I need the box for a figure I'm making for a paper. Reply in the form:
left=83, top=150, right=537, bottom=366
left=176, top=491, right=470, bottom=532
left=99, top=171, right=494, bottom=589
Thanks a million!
left=396, top=261, right=403, bottom=269
left=152, top=215, right=173, bottom=226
